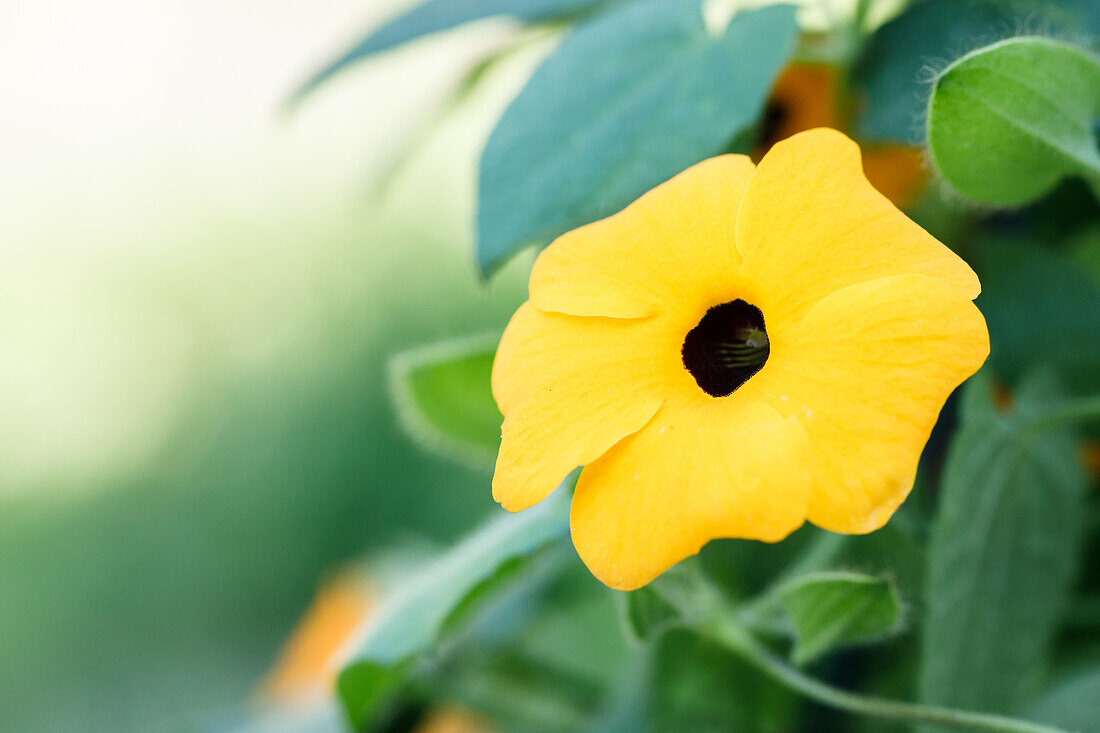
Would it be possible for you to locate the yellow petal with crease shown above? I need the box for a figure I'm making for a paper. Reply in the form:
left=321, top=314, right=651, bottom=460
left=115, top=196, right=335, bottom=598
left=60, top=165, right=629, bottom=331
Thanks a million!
left=570, top=399, right=810, bottom=591
left=529, top=155, right=756, bottom=319
left=765, top=274, right=988, bottom=533
left=492, top=303, right=667, bottom=512
left=736, top=128, right=980, bottom=326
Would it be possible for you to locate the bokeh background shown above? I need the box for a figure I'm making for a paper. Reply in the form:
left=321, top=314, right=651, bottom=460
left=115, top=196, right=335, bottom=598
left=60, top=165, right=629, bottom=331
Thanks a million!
left=0, top=1, right=535, bottom=729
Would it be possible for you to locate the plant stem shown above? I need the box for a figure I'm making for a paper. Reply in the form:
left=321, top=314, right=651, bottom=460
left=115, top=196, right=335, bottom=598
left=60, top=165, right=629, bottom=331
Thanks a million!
left=853, top=0, right=874, bottom=32
left=709, top=621, right=1069, bottom=733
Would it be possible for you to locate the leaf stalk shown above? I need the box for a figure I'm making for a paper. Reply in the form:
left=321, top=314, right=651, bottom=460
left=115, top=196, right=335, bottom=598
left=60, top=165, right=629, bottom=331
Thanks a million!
left=706, top=620, right=1069, bottom=733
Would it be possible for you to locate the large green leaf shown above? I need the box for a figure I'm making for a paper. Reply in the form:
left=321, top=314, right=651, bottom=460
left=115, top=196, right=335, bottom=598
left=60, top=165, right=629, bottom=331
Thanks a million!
left=919, top=371, right=1087, bottom=722
left=476, top=0, right=798, bottom=274
left=1025, top=669, right=1100, bottom=731
left=388, top=336, right=500, bottom=466
left=976, top=239, right=1100, bottom=393
left=852, top=0, right=1094, bottom=144
left=336, top=491, right=570, bottom=729
left=928, top=37, right=1100, bottom=205
left=290, top=0, right=611, bottom=105
left=779, top=571, right=903, bottom=665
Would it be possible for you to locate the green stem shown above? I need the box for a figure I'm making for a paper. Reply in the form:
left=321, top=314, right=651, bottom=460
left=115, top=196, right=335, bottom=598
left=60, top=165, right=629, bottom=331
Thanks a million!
left=709, top=621, right=1068, bottom=733
left=1025, top=394, right=1100, bottom=435
left=853, top=0, right=874, bottom=32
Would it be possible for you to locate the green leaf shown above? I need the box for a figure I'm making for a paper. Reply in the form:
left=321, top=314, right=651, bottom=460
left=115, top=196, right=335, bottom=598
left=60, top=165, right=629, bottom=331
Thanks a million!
left=623, top=586, right=681, bottom=641
left=388, top=335, right=501, bottom=466
left=1025, top=668, right=1100, bottom=731
left=838, top=522, right=926, bottom=609
left=1068, top=223, right=1100, bottom=285
left=434, top=648, right=596, bottom=732
left=852, top=0, right=1093, bottom=144
left=778, top=571, right=903, bottom=665
left=928, top=37, right=1100, bottom=205
left=919, top=371, right=1088, bottom=721
left=476, top=0, right=798, bottom=274
left=976, top=239, right=1100, bottom=393
left=290, top=0, right=611, bottom=105
left=336, top=490, right=570, bottom=729
left=336, top=661, right=413, bottom=731
left=435, top=562, right=631, bottom=732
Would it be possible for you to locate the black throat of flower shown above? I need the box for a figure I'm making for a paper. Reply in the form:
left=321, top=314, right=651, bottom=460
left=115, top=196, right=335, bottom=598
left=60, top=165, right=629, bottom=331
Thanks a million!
left=681, top=300, right=770, bottom=398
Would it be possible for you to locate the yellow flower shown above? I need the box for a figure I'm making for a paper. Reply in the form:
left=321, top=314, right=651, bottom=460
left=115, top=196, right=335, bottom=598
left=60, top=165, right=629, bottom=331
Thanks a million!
left=491, top=128, right=988, bottom=591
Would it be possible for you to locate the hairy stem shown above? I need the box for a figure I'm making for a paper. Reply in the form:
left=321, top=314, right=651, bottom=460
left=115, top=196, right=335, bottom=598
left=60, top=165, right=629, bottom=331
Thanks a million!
left=709, top=621, right=1068, bottom=733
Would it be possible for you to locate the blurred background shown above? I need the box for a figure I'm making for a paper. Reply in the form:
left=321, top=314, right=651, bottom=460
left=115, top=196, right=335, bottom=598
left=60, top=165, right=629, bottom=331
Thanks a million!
left=0, top=1, right=535, bottom=729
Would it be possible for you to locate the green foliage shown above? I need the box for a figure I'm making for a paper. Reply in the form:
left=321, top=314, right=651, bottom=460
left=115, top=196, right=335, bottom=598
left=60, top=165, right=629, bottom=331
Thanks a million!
left=421, top=558, right=632, bottom=732
left=435, top=652, right=596, bottom=732
left=290, top=0, right=611, bottom=105
left=976, top=239, right=1100, bottom=393
left=476, top=0, right=797, bottom=274
left=928, top=37, right=1100, bottom=205
left=579, top=652, right=651, bottom=733
left=699, top=527, right=836, bottom=603
left=852, top=0, right=1096, bottom=144
left=920, top=371, right=1088, bottom=721
left=389, top=336, right=501, bottom=466
left=1025, top=669, right=1100, bottom=731
left=623, top=586, right=682, bottom=641
left=1069, top=223, right=1100, bottom=283
left=779, top=571, right=903, bottom=665
left=337, top=661, right=413, bottom=731
left=336, top=491, right=570, bottom=728
left=650, top=629, right=798, bottom=733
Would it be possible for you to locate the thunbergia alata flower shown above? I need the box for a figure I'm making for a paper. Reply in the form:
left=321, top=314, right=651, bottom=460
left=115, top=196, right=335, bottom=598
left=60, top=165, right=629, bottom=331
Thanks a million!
left=492, top=128, right=988, bottom=590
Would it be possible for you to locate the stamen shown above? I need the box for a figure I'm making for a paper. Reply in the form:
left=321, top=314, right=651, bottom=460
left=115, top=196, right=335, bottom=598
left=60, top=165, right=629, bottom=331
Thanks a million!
left=717, top=327, right=770, bottom=368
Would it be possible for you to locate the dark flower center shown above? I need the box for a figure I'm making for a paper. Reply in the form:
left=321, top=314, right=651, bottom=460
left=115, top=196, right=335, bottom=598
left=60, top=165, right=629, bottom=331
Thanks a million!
left=681, top=300, right=770, bottom=398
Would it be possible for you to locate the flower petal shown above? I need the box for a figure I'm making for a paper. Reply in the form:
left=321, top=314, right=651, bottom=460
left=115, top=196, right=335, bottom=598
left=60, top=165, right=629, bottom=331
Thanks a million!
left=492, top=303, right=666, bottom=512
left=736, top=128, right=980, bottom=326
left=570, top=399, right=810, bottom=591
left=766, top=274, right=989, bottom=534
left=529, top=155, right=756, bottom=319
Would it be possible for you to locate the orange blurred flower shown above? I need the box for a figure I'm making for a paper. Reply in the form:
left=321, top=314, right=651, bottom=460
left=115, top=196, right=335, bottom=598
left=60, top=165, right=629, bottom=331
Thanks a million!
left=260, top=571, right=373, bottom=701
left=258, top=571, right=493, bottom=732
